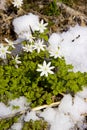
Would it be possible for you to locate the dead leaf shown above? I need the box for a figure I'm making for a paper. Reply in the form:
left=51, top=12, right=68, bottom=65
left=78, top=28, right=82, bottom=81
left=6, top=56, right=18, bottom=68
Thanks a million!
left=0, top=0, right=6, bottom=10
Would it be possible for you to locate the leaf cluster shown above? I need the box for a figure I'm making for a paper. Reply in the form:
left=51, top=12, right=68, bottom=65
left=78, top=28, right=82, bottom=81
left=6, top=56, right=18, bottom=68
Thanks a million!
left=0, top=116, right=19, bottom=130
left=22, top=120, right=48, bottom=130
left=0, top=49, right=87, bottom=107
left=0, top=118, right=48, bottom=130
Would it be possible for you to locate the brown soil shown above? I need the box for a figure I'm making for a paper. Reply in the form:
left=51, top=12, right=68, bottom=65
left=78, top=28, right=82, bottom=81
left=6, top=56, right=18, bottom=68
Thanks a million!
left=0, top=0, right=87, bottom=43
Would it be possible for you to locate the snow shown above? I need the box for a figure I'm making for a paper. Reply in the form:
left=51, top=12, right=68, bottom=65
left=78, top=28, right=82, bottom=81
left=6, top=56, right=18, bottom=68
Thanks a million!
left=0, top=86, right=87, bottom=130
left=48, top=33, right=62, bottom=47
left=58, top=94, right=87, bottom=122
left=9, top=96, right=29, bottom=113
left=40, top=107, right=56, bottom=123
left=76, top=87, right=87, bottom=99
left=0, top=97, right=30, bottom=118
left=48, top=25, right=87, bottom=72
left=50, top=112, right=74, bottom=130
left=10, top=122, right=23, bottom=130
left=40, top=108, right=74, bottom=130
left=0, top=102, right=12, bottom=117
left=39, top=88, right=87, bottom=130
left=58, top=94, right=73, bottom=114
left=13, top=13, right=39, bottom=35
left=70, top=95, right=87, bottom=122
left=0, top=87, right=86, bottom=130
left=24, top=111, right=39, bottom=122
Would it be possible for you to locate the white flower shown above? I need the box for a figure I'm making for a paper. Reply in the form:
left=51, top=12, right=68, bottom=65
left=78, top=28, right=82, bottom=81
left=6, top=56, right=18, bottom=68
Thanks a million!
left=33, top=39, right=46, bottom=53
left=12, top=0, right=23, bottom=8
left=12, top=55, right=21, bottom=68
left=22, top=44, right=34, bottom=53
left=14, top=55, right=21, bottom=64
left=48, top=46, right=62, bottom=59
left=37, top=20, right=48, bottom=33
left=0, top=44, right=11, bottom=59
left=37, top=60, right=54, bottom=77
left=19, top=32, right=35, bottom=43
left=5, top=38, right=16, bottom=48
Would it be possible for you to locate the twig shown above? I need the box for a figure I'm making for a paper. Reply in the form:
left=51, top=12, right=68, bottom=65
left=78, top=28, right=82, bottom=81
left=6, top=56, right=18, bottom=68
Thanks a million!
left=0, top=101, right=60, bottom=120
left=32, top=101, right=60, bottom=111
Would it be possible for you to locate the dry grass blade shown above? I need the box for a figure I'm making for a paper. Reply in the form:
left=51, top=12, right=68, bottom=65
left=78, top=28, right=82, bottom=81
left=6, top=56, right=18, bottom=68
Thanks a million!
left=0, top=97, right=87, bottom=120
left=32, top=101, right=60, bottom=111
left=0, top=102, right=60, bottom=120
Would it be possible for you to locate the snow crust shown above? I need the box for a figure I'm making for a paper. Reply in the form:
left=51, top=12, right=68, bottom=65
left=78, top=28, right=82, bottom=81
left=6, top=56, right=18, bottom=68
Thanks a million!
left=48, top=25, right=87, bottom=72
left=58, top=94, right=73, bottom=115
left=9, top=96, right=29, bottom=113
left=0, top=87, right=87, bottom=130
left=40, top=89, right=87, bottom=130
left=10, top=123, right=23, bottom=130
left=58, top=94, right=87, bottom=122
left=13, top=13, right=39, bottom=35
left=0, top=102, right=12, bottom=117
left=24, top=111, right=39, bottom=122
left=50, top=112, right=74, bottom=130
left=76, top=87, right=87, bottom=99
left=40, top=107, right=56, bottom=123
left=0, top=96, right=30, bottom=118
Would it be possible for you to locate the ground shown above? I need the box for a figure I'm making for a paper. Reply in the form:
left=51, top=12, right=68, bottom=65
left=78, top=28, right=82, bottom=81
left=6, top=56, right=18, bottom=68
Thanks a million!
left=0, top=0, right=87, bottom=129
left=0, top=0, right=87, bottom=43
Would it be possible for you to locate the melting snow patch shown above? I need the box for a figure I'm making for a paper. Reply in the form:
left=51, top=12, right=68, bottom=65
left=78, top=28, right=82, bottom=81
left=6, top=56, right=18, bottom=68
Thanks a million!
left=0, top=102, right=12, bottom=117
left=9, top=96, right=29, bottom=113
left=40, top=107, right=56, bottom=123
left=13, top=13, right=39, bottom=35
left=10, top=122, right=23, bottom=130
left=0, top=97, right=30, bottom=118
left=76, top=87, right=87, bottom=99
left=48, top=25, right=87, bottom=72
left=24, top=111, right=39, bottom=122
left=50, top=112, right=74, bottom=130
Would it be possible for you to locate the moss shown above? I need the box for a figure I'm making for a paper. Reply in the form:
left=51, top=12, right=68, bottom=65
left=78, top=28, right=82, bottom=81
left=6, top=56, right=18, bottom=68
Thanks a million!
left=0, top=116, right=19, bottom=130
left=22, top=120, right=49, bottom=130
left=0, top=50, right=87, bottom=107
